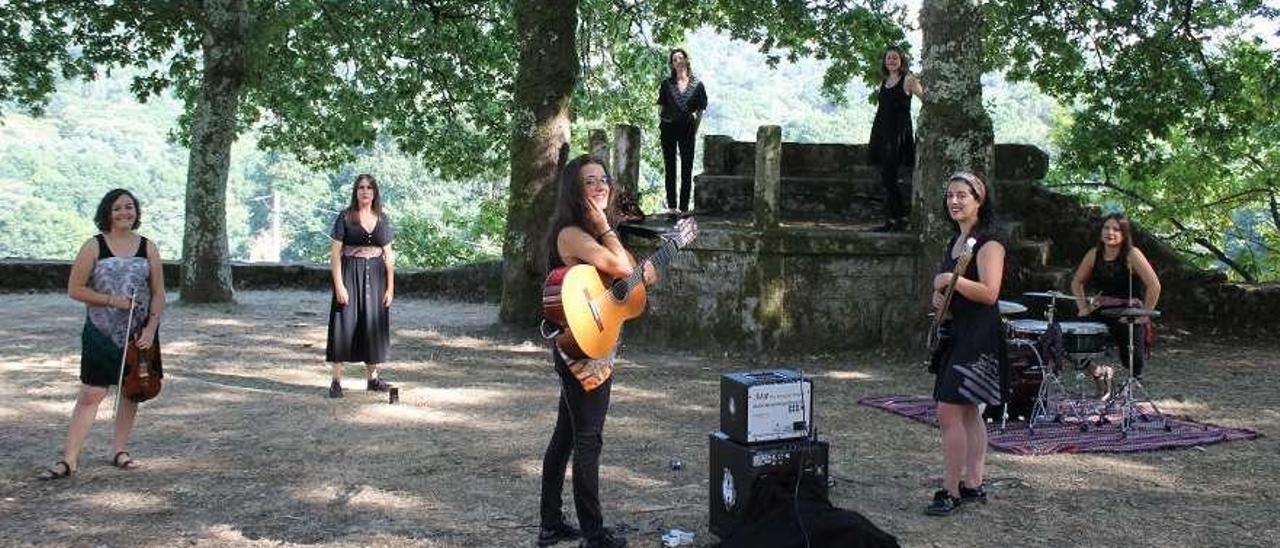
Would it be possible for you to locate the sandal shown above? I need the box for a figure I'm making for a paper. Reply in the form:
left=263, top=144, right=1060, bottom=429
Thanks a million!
left=112, top=451, right=139, bottom=470
left=38, top=460, right=74, bottom=480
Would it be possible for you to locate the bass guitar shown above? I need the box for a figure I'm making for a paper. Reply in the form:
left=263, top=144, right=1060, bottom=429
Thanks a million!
left=927, top=237, right=977, bottom=370
left=542, top=217, right=698, bottom=360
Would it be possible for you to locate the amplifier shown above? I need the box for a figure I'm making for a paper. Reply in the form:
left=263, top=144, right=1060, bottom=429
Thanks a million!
left=720, top=369, right=813, bottom=444
left=707, top=431, right=830, bottom=538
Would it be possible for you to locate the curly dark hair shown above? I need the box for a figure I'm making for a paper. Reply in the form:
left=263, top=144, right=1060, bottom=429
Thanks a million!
left=93, top=188, right=141, bottom=232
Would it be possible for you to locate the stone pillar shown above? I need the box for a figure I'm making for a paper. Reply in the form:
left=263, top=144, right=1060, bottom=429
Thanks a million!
left=589, top=128, right=609, bottom=169
left=702, top=134, right=733, bottom=176
left=613, top=124, right=641, bottom=197
left=753, top=125, right=782, bottom=229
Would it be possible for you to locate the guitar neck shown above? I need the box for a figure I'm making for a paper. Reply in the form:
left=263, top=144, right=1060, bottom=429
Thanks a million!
left=611, top=238, right=680, bottom=298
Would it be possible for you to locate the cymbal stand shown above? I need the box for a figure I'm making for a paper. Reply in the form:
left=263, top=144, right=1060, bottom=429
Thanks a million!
left=1107, top=316, right=1170, bottom=436
left=1023, top=341, right=1089, bottom=434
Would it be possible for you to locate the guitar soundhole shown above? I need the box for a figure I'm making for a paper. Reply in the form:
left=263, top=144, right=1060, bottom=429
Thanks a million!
left=610, top=284, right=628, bottom=301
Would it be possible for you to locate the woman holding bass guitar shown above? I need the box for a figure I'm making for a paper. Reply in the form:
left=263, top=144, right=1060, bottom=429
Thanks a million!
left=40, top=189, right=165, bottom=480
left=926, top=171, right=1006, bottom=516
left=536, top=155, right=657, bottom=548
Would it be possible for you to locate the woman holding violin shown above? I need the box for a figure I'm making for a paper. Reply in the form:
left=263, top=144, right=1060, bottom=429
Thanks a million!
left=41, top=188, right=165, bottom=479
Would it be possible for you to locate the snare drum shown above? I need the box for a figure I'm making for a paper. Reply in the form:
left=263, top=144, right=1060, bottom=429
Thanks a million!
left=1007, top=319, right=1048, bottom=341
left=1057, top=321, right=1109, bottom=356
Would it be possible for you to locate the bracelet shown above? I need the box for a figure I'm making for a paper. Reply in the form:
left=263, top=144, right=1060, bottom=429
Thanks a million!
left=596, top=227, right=616, bottom=240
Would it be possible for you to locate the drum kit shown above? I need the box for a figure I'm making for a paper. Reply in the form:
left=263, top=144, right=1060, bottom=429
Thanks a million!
left=993, top=290, right=1169, bottom=436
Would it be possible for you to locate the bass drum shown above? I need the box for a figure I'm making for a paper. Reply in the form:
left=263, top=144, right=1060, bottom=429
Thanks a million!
left=982, top=339, right=1044, bottom=421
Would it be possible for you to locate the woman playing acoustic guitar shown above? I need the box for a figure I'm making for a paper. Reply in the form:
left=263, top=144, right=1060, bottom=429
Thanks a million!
left=927, top=171, right=1006, bottom=516
left=537, top=155, right=656, bottom=548
left=40, top=189, right=165, bottom=480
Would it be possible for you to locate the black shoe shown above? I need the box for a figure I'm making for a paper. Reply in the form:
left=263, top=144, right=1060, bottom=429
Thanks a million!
left=580, top=528, right=627, bottom=548
left=328, top=381, right=343, bottom=399
left=537, top=519, right=580, bottom=547
left=925, top=489, right=962, bottom=516
left=959, top=481, right=987, bottom=504
left=367, top=378, right=391, bottom=392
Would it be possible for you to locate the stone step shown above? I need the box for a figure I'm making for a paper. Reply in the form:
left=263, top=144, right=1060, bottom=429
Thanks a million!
left=1023, top=266, right=1075, bottom=293
left=1011, top=239, right=1052, bottom=268
left=1004, top=220, right=1025, bottom=242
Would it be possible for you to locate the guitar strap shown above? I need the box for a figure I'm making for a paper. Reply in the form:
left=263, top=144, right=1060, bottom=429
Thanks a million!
left=556, top=342, right=615, bottom=392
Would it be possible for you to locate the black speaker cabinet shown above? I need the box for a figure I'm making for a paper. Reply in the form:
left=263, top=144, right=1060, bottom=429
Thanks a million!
left=708, top=431, right=829, bottom=538
left=720, top=369, right=813, bottom=444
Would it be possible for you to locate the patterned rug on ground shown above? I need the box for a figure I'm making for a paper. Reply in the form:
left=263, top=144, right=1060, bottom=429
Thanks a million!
left=858, top=395, right=1261, bottom=456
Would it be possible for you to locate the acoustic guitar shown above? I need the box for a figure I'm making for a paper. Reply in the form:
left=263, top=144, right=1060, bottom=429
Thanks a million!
left=542, top=217, right=698, bottom=360
left=927, top=237, right=977, bottom=369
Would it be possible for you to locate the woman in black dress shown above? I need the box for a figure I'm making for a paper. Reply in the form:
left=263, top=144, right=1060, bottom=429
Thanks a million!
left=656, top=48, right=708, bottom=215
left=41, top=189, right=166, bottom=479
left=928, top=171, right=1005, bottom=516
left=868, top=46, right=925, bottom=231
left=1070, top=213, right=1162, bottom=388
left=326, top=174, right=395, bottom=398
left=537, top=155, right=657, bottom=548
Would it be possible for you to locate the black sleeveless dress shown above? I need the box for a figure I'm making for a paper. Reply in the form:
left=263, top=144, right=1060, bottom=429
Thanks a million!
left=868, top=77, right=915, bottom=169
left=933, top=233, right=1007, bottom=406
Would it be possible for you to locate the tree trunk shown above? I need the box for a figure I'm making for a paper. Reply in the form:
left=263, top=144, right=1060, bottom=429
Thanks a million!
left=499, top=0, right=578, bottom=323
left=912, top=0, right=995, bottom=338
left=181, top=0, right=249, bottom=303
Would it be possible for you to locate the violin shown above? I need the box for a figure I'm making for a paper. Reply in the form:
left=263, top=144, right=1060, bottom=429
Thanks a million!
left=122, top=332, right=162, bottom=403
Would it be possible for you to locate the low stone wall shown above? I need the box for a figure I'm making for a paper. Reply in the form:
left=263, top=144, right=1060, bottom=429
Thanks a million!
left=0, top=259, right=502, bottom=303
left=621, top=220, right=921, bottom=354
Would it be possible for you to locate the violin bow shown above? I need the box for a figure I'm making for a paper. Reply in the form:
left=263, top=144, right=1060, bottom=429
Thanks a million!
left=113, top=288, right=137, bottom=420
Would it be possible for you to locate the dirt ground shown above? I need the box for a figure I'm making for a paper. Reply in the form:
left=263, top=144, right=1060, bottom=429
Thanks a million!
left=1, top=291, right=1276, bottom=548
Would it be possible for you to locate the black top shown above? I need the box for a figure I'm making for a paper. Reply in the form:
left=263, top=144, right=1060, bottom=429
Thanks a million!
left=1090, top=248, right=1144, bottom=301
left=938, top=232, right=1004, bottom=321
left=656, top=77, right=708, bottom=126
left=867, top=76, right=915, bottom=167
left=330, top=212, right=394, bottom=247
left=95, top=234, right=149, bottom=260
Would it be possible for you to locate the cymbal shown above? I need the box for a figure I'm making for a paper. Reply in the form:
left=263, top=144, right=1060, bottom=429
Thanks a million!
left=1023, top=290, right=1072, bottom=300
left=1099, top=307, right=1161, bottom=318
left=998, top=300, right=1028, bottom=315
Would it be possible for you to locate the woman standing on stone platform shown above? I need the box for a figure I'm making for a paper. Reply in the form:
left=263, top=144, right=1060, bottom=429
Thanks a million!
left=40, top=188, right=165, bottom=480
left=868, top=45, right=925, bottom=232
left=656, top=48, right=708, bottom=215
left=927, top=171, right=1005, bottom=516
left=326, top=174, right=395, bottom=398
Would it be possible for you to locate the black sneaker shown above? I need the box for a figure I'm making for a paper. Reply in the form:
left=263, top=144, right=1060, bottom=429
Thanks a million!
left=580, top=528, right=627, bottom=548
left=925, top=489, right=962, bottom=516
left=959, top=482, right=987, bottom=504
left=328, top=381, right=343, bottom=399
left=537, top=519, right=580, bottom=547
left=367, top=378, right=391, bottom=392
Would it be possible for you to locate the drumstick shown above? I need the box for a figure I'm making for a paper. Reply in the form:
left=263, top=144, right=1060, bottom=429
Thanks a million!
left=113, top=288, right=137, bottom=420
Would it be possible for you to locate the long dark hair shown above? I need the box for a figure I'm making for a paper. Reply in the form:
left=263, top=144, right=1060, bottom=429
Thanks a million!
left=94, top=188, right=141, bottom=231
left=668, top=48, right=693, bottom=81
left=942, top=170, right=997, bottom=237
left=546, top=155, right=615, bottom=261
left=345, top=173, right=382, bottom=218
left=1096, top=212, right=1134, bottom=259
left=879, top=45, right=911, bottom=81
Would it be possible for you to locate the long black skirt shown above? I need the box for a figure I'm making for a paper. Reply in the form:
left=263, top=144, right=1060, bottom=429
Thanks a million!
left=326, top=256, right=390, bottom=364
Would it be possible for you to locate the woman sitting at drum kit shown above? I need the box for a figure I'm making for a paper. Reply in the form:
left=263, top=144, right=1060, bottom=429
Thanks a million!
left=1070, top=213, right=1162, bottom=398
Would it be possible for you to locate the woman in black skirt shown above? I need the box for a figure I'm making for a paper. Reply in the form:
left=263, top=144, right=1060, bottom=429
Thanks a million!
left=927, top=171, right=1005, bottom=516
left=868, top=45, right=925, bottom=231
left=326, top=174, right=395, bottom=398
